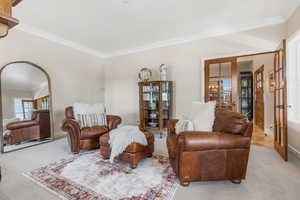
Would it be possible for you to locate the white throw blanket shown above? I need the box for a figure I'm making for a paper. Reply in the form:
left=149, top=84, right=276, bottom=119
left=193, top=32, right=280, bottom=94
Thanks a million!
left=109, top=126, right=147, bottom=163
left=73, top=103, right=107, bottom=128
left=175, top=119, right=194, bottom=134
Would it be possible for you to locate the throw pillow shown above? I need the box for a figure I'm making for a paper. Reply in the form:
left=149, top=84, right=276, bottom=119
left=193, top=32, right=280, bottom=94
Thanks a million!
left=190, top=101, right=216, bottom=132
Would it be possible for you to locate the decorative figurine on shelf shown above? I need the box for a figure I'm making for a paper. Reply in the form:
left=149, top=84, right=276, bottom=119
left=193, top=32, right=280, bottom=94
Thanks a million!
left=138, top=68, right=152, bottom=81
left=159, top=64, right=168, bottom=81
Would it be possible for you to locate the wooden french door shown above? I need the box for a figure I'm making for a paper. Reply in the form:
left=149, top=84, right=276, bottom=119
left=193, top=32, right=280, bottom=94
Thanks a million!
left=205, top=57, right=238, bottom=111
left=254, top=65, right=264, bottom=130
left=274, top=40, right=288, bottom=161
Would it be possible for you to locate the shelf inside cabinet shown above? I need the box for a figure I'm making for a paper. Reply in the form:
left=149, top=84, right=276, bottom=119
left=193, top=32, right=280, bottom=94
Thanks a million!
left=139, top=81, right=173, bottom=136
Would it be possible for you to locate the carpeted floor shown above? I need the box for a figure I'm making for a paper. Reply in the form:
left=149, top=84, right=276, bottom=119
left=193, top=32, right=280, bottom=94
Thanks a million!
left=1, top=136, right=300, bottom=200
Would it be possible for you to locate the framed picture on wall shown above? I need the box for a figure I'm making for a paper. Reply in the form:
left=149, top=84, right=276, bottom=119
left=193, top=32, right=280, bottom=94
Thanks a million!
left=269, top=71, right=275, bottom=93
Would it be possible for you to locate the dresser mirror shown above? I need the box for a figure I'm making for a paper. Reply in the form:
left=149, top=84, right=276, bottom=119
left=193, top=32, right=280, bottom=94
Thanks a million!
left=0, top=61, right=54, bottom=153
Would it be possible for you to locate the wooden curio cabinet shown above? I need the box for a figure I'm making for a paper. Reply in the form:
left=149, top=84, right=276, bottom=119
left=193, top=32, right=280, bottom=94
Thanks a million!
left=139, top=81, right=173, bottom=138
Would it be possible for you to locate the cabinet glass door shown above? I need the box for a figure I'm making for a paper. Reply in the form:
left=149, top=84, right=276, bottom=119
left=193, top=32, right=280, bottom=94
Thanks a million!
left=142, top=83, right=160, bottom=129
left=161, top=82, right=171, bottom=128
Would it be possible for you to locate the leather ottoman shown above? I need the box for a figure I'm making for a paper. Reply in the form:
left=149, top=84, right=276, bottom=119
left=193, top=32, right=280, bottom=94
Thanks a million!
left=99, top=131, right=154, bottom=169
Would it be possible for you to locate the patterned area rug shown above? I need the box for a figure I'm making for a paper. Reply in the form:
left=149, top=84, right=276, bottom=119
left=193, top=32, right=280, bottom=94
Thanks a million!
left=24, top=151, right=178, bottom=200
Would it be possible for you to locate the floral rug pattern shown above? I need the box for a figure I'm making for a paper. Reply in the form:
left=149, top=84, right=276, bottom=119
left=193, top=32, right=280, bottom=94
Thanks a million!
left=24, top=151, right=178, bottom=200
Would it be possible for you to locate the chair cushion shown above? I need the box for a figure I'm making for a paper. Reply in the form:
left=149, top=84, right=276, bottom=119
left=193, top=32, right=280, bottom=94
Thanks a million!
left=80, top=126, right=108, bottom=139
left=99, top=131, right=154, bottom=153
left=213, top=109, right=248, bottom=135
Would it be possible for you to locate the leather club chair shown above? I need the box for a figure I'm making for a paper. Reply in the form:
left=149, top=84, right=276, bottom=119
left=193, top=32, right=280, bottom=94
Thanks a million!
left=5, top=110, right=51, bottom=145
left=61, top=106, right=121, bottom=154
left=167, top=109, right=253, bottom=186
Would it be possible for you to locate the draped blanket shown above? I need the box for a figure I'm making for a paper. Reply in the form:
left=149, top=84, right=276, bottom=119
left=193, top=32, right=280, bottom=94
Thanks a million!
left=109, top=126, right=147, bottom=163
left=73, top=103, right=107, bottom=128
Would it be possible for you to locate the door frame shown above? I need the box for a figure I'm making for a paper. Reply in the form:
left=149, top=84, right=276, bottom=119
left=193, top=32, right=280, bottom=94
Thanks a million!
left=254, top=65, right=265, bottom=130
left=202, top=47, right=289, bottom=161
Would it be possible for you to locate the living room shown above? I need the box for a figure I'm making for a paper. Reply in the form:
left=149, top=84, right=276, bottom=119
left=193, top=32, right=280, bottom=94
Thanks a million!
left=1, top=1, right=300, bottom=200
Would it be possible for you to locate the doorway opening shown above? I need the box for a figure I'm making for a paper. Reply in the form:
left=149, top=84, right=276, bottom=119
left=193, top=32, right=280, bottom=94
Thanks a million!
left=204, top=41, right=288, bottom=161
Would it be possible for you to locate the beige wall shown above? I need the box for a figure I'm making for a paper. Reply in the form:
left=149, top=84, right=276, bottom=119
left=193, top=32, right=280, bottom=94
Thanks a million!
left=0, top=30, right=105, bottom=138
left=104, top=23, right=286, bottom=126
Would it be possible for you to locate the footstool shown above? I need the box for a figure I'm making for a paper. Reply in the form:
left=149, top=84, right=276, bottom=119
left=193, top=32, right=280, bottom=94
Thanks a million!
left=99, top=131, right=154, bottom=169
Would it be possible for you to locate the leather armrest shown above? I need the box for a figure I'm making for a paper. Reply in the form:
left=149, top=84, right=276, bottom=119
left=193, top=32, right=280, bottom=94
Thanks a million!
left=168, top=119, right=179, bottom=135
left=242, top=122, right=253, bottom=137
left=61, top=119, right=81, bottom=132
left=61, top=119, right=81, bottom=153
left=106, top=115, right=121, bottom=130
left=6, top=120, right=38, bottom=130
left=178, top=132, right=251, bottom=152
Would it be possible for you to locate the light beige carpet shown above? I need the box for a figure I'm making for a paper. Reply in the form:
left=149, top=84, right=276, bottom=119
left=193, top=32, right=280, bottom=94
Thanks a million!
left=1, top=136, right=300, bottom=200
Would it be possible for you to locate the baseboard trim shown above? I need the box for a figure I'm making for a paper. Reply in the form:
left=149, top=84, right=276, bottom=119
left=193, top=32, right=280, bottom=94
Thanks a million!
left=288, top=145, right=300, bottom=160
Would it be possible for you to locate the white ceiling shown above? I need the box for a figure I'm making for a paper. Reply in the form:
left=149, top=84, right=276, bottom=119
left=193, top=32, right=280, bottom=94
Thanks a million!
left=13, top=0, right=300, bottom=57
left=1, top=63, right=48, bottom=92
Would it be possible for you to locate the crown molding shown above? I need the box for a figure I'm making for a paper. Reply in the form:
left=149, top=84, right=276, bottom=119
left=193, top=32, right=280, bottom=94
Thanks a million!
left=16, top=16, right=286, bottom=59
left=15, top=24, right=107, bottom=58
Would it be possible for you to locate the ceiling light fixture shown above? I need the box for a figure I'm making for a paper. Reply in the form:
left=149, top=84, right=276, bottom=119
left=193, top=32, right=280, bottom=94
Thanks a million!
left=0, top=0, right=22, bottom=38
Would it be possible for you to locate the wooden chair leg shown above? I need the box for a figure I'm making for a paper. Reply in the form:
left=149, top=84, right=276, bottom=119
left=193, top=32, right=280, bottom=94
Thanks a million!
left=180, top=181, right=190, bottom=187
left=103, top=156, right=109, bottom=160
left=231, top=180, right=242, bottom=184
left=130, top=163, right=138, bottom=169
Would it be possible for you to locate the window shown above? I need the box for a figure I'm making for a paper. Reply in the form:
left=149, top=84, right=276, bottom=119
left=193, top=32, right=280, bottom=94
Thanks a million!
left=14, top=98, right=34, bottom=120
left=14, top=98, right=24, bottom=120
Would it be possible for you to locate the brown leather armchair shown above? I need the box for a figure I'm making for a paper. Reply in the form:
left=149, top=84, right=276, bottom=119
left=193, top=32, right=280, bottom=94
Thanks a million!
left=62, top=106, right=121, bottom=154
left=5, top=110, right=51, bottom=145
left=167, top=109, right=253, bottom=186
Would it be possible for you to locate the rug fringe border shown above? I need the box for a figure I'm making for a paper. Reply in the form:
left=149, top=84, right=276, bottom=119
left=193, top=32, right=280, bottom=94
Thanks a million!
left=166, top=182, right=179, bottom=200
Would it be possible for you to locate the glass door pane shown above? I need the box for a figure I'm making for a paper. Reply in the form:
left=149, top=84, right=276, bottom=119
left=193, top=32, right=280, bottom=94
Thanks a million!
left=205, top=58, right=238, bottom=111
